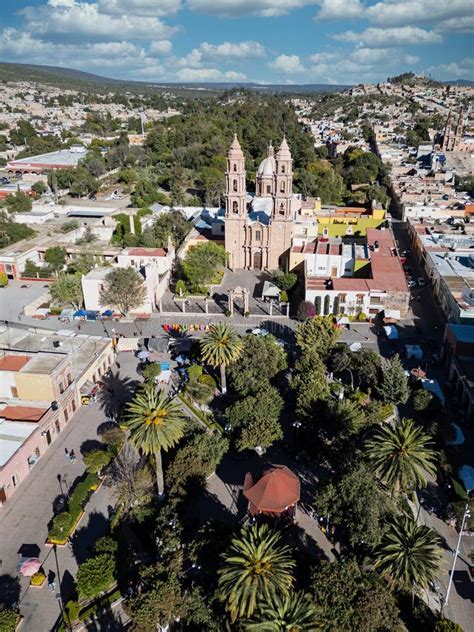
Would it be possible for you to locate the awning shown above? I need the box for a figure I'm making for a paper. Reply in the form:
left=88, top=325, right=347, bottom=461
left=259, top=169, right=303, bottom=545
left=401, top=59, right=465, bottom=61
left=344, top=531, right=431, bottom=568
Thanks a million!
left=384, top=325, right=399, bottom=340
left=101, top=309, right=113, bottom=317
left=80, top=380, right=96, bottom=396
left=74, top=309, right=87, bottom=318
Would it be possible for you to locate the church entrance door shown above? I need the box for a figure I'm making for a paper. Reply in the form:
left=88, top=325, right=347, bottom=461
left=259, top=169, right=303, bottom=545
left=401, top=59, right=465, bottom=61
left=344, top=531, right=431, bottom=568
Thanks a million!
left=253, top=251, right=262, bottom=270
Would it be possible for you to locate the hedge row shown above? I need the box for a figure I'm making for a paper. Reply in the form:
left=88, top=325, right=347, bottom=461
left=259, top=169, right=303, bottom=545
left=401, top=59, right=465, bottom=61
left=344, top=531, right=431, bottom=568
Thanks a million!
left=48, top=472, right=99, bottom=543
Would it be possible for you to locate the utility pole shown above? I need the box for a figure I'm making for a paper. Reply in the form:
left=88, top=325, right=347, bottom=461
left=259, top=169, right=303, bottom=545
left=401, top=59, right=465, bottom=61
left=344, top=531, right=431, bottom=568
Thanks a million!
left=444, top=500, right=471, bottom=607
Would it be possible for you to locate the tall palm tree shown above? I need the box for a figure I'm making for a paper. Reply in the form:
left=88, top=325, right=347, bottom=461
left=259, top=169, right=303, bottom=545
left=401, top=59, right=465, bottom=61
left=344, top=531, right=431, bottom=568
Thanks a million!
left=373, top=514, right=441, bottom=599
left=200, top=322, right=243, bottom=394
left=245, top=591, right=321, bottom=631
left=218, top=523, right=295, bottom=623
left=366, top=417, right=437, bottom=495
left=123, top=383, right=187, bottom=496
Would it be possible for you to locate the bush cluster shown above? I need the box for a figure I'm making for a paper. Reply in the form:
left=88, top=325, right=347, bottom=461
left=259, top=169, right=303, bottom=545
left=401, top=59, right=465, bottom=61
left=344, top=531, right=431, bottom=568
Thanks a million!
left=48, top=472, right=99, bottom=543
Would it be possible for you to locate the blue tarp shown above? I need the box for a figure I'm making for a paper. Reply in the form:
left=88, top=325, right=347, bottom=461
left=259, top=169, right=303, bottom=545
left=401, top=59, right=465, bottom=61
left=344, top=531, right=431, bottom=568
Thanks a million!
left=101, top=309, right=113, bottom=317
left=458, top=465, right=474, bottom=493
left=73, top=309, right=86, bottom=318
left=160, top=362, right=170, bottom=370
left=84, top=310, right=98, bottom=321
left=446, top=423, right=465, bottom=446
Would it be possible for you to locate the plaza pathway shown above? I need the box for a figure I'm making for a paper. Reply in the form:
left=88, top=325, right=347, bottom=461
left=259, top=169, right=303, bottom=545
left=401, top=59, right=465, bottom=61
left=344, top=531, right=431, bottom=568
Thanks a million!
left=0, top=353, right=139, bottom=632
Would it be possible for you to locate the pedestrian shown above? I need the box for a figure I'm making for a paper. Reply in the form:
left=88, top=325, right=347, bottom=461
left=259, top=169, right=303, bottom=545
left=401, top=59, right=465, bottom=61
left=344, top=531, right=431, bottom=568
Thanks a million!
left=47, top=571, right=56, bottom=592
left=64, top=447, right=69, bottom=461
left=70, top=449, right=76, bottom=462
left=77, top=323, right=81, bottom=331
left=116, top=362, right=120, bottom=369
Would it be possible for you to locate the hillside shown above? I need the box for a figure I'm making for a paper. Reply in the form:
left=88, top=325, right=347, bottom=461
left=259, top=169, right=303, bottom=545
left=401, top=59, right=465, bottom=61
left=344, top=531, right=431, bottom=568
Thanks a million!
left=0, top=62, right=348, bottom=95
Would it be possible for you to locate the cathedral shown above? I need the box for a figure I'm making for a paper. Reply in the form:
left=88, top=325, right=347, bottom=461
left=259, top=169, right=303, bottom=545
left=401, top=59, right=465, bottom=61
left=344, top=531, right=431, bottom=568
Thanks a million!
left=224, top=135, right=299, bottom=271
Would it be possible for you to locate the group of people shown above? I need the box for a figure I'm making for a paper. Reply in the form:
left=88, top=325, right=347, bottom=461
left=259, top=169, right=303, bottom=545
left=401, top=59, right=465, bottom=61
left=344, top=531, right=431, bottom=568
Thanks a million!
left=64, top=448, right=76, bottom=463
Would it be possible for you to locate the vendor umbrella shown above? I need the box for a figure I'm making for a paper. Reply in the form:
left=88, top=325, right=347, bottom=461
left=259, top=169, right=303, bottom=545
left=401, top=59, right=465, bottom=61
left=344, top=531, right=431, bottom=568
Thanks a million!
left=19, top=558, right=42, bottom=576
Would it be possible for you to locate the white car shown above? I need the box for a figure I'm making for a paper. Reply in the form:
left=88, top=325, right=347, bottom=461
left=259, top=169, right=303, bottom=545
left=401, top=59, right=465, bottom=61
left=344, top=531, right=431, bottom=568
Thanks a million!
left=407, top=280, right=417, bottom=288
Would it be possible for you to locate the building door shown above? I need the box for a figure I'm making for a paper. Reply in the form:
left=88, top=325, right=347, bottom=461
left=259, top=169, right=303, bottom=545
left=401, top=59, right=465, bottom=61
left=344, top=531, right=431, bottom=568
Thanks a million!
left=253, top=251, right=262, bottom=270
left=46, top=430, right=51, bottom=445
left=331, top=266, right=338, bottom=277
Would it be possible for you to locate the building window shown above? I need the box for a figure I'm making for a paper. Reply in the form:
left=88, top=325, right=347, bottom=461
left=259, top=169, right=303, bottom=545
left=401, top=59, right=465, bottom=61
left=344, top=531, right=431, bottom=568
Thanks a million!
left=266, top=185, right=271, bottom=194
left=67, top=374, right=72, bottom=385
left=280, top=181, right=285, bottom=193
left=232, top=200, right=238, bottom=213
left=233, top=179, right=238, bottom=192
left=233, top=163, right=237, bottom=172
left=71, top=399, right=76, bottom=412
left=59, top=383, right=64, bottom=394
left=280, top=203, right=285, bottom=215
left=255, top=231, right=261, bottom=241
left=64, top=409, right=69, bottom=423
left=55, top=420, right=60, bottom=434
left=281, top=165, right=286, bottom=174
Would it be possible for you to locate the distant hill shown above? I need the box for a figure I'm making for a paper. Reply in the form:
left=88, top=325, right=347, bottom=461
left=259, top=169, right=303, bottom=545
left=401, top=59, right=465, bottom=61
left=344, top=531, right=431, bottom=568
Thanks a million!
left=0, top=62, right=349, bottom=95
left=445, top=79, right=474, bottom=87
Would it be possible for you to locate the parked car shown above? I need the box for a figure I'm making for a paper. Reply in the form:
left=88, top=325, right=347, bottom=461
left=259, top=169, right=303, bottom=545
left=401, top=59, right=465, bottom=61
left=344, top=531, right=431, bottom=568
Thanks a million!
left=418, top=277, right=427, bottom=287
left=252, top=327, right=269, bottom=336
left=407, top=280, right=417, bottom=288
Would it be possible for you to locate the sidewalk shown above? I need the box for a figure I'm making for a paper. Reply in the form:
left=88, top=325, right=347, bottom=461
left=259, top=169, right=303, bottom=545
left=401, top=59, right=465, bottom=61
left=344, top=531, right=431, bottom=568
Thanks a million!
left=0, top=353, right=139, bottom=632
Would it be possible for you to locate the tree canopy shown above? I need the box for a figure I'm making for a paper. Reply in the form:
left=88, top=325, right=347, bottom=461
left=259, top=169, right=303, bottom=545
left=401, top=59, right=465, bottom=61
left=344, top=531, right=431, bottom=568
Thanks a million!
left=99, top=267, right=148, bottom=315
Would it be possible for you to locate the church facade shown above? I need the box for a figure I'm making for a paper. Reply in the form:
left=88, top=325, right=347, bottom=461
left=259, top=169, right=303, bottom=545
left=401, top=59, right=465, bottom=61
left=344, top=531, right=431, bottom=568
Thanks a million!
left=224, top=135, right=296, bottom=271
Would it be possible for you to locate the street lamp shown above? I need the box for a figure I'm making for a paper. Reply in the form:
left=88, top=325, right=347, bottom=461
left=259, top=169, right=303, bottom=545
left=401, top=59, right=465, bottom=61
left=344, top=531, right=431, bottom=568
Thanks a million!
left=444, top=500, right=471, bottom=606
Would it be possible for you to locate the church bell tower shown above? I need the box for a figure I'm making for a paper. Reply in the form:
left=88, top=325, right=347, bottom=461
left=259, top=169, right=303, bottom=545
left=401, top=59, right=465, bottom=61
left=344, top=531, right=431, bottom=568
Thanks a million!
left=273, top=136, right=293, bottom=219
left=225, top=134, right=247, bottom=217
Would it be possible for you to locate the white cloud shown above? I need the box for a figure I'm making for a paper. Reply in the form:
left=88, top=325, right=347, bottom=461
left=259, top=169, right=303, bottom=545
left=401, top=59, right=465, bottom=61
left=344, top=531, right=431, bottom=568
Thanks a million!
left=149, top=40, right=173, bottom=55
left=0, top=28, right=150, bottom=70
left=98, top=0, right=182, bottom=16
left=366, top=0, right=472, bottom=28
left=308, top=51, right=339, bottom=63
left=334, top=26, right=442, bottom=47
left=176, top=67, right=247, bottom=81
left=426, top=57, right=474, bottom=80
left=435, top=16, right=474, bottom=34
left=20, top=1, right=178, bottom=41
left=186, top=0, right=315, bottom=17
left=315, top=0, right=364, bottom=20
left=177, top=40, right=265, bottom=71
left=269, top=54, right=305, bottom=73
left=200, top=41, right=266, bottom=59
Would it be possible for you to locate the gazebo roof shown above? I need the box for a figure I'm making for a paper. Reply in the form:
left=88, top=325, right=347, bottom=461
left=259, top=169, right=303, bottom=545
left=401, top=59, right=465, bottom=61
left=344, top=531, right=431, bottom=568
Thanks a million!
left=243, top=465, right=300, bottom=514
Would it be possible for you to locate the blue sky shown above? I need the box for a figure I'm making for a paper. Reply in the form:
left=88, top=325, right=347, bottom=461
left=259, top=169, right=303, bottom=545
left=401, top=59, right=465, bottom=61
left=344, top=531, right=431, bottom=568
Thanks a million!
left=0, top=0, right=472, bottom=84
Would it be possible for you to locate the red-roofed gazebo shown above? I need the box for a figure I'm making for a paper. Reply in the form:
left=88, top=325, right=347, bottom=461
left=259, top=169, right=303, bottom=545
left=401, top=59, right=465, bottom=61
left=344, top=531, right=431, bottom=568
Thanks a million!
left=243, top=465, right=300, bottom=517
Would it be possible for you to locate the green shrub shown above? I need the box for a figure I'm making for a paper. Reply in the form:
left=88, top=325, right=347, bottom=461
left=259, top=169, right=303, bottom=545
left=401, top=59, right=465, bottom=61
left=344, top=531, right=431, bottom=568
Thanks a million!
left=199, top=374, right=216, bottom=389
left=357, top=312, right=367, bottom=321
left=94, top=536, right=118, bottom=555
left=83, top=449, right=112, bottom=474
left=0, top=271, right=8, bottom=287
left=64, top=601, right=80, bottom=625
left=142, top=362, right=161, bottom=381
left=60, top=220, right=79, bottom=233
left=187, top=364, right=203, bottom=381
left=0, top=605, right=20, bottom=632
left=48, top=472, right=99, bottom=541
left=175, top=279, right=187, bottom=296
left=280, top=290, right=288, bottom=303
left=76, top=555, right=115, bottom=600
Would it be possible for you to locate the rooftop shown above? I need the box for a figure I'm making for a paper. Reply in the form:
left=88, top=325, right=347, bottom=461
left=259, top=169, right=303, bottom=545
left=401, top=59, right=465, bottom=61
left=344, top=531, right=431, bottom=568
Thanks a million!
left=0, top=404, right=48, bottom=422
left=126, top=247, right=167, bottom=257
left=0, top=420, right=37, bottom=467
left=7, top=146, right=87, bottom=167
left=0, top=355, right=31, bottom=372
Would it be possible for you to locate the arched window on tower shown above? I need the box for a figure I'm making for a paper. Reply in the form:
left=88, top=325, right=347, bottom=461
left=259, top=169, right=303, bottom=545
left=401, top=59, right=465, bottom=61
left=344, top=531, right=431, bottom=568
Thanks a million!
left=233, top=179, right=238, bottom=192
left=280, top=202, right=285, bottom=215
left=281, top=165, right=286, bottom=174
left=280, top=181, right=285, bottom=193
left=266, top=185, right=271, bottom=194
left=232, top=201, right=238, bottom=214
left=233, top=163, right=237, bottom=172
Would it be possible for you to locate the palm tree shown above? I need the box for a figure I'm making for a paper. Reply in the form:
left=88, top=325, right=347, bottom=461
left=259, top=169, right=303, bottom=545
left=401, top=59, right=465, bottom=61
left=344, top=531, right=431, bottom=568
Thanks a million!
left=218, top=523, right=295, bottom=623
left=245, top=591, right=320, bottom=631
left=366, top=417, right=437, bottom=495
left=200, top=322, right=243, bottom=394
left=122, top=383, right=187, bottom=496
left=373, top=513, right=441, bottom=599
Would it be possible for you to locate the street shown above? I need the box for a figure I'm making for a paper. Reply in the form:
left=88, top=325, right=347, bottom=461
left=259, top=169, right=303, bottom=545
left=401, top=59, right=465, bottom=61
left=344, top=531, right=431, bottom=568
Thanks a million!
left=0, top=352, right=139, bottom=632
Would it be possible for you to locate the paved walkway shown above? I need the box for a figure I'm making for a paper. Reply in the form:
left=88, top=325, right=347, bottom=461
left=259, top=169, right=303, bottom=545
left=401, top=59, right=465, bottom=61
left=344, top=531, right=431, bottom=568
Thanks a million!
left=0, top=353, right=139, bottom=632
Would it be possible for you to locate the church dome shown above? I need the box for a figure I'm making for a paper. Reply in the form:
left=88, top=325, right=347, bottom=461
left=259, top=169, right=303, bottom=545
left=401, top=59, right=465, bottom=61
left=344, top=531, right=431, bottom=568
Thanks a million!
left=257, top=156, right=276, bottom=176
